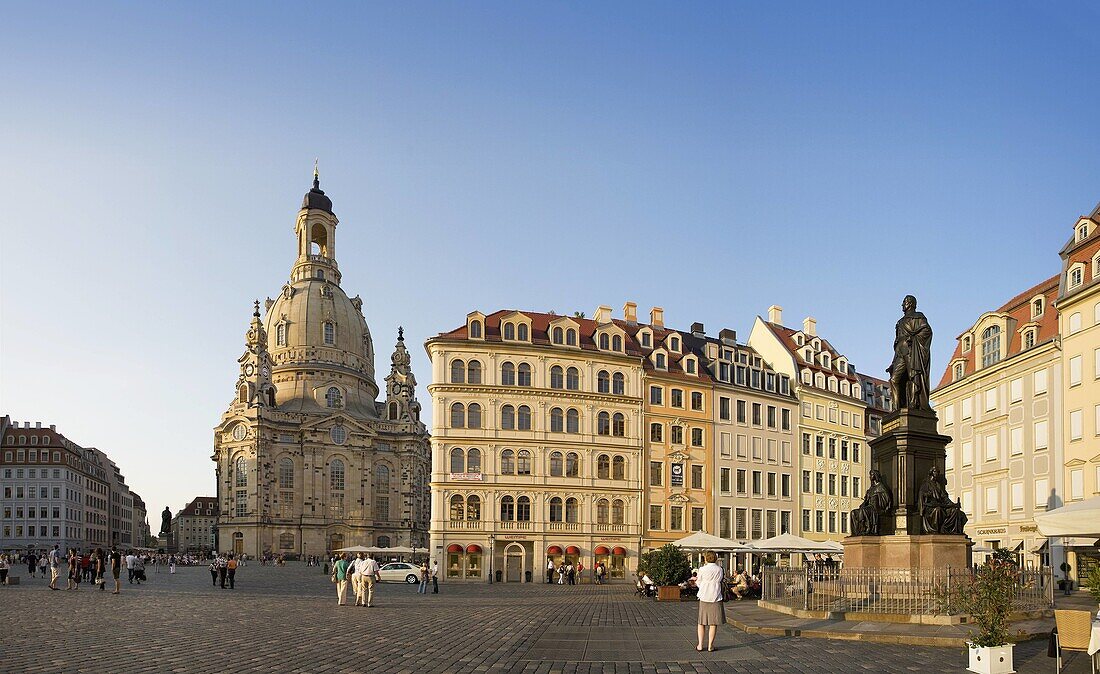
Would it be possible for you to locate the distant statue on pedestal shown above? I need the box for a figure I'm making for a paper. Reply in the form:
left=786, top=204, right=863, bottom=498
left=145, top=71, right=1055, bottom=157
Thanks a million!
left=918, top=467, right=968, bottom=534
left=888, top=295, right=933, bottom=411
left=850, top=469, right=892, bottom=536
left=160, top=506, right=172, bottom=534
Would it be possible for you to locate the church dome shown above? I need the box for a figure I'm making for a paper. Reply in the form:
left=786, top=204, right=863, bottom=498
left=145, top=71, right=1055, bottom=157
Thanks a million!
left=302, top=175, right=333, bottom=213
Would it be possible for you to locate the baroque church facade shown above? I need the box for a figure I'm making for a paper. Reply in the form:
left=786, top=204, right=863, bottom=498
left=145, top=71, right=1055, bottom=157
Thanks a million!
left=212, top=173, right=430, bottom=558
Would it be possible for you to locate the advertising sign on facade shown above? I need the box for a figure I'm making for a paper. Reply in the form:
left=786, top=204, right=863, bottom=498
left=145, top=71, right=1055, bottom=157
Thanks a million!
left=670, top=463, right=684, bottom=487
left=449, top=472, right=484, bottom=481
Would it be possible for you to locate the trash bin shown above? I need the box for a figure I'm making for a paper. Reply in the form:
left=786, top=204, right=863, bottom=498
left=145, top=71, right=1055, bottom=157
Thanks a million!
left=495, top=570, right=503, bottom=583
left=525, top=570, right=532, bottom=583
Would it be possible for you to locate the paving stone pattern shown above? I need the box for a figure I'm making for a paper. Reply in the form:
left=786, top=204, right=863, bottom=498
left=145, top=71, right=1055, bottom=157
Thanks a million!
left=0, top=565, right=1093, bottom=673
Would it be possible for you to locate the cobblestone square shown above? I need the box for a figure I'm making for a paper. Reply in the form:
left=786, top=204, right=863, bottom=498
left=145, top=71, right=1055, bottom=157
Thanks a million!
left=1, top=564, right=1095, bottom=673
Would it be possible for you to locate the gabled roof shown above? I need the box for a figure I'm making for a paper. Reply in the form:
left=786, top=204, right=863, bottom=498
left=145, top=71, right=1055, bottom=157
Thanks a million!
left=935, top=274, right=1059, bottom=389
left=762, top=321, right=859, bottom=383
left=177, top=497, right=219, bottom=517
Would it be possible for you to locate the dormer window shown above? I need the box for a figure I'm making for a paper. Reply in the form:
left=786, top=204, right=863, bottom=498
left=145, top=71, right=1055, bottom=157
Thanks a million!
left=566, top=329, right=577, bottom=346
left=1069, top=265, right=1084, bottom=289
left=504, top=322, right=515, bottom=340
left=954, top=363, right=964, bottom=381
left=612, top=335, right=622, bottom=351
left=1023, top=329, right=1036, bottom=349
left=552, top=327, right=564, bottom=344
left=1031, top=298, right=1044, bottom=318
left=323, top=322, right=335, bottom=345
left=517, top=324, right=528, bottom=341
left=599, top=333, right=610, bottom=350
left=962, top=335, right=972, bottom=352
left=640, top=331, right=651, bottom=348
left=655, top=353, right=666, bottom=369
left=812, top=338, right=821, bottom=350
left=821, top=354, right=831, bottom=368
left=981, top=325, right=1001, bottom=368
left=1078, top=223, right=1089, bottom=242
left=469, top=319, right=482, bottom=339
left=794, top=334, right=804, bottom=346
left=276, top=322, right=287, bottom=347
left=669, top=336, right=680, bottom=352
left=685, top=358, right=696, bottom=375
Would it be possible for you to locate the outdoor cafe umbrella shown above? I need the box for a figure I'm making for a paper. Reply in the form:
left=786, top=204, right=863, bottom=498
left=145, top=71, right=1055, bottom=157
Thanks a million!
left=1034, top=495, right=1100, bottom=537
left=671, top=531, right=753, bottom=552
left=334, top=545, right=373, bottom=553
left=748, top=533, right=837, bottom=554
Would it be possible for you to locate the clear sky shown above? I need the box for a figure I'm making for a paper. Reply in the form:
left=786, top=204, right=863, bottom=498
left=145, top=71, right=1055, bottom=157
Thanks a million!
left=2, top=2, right=1098, bottom=523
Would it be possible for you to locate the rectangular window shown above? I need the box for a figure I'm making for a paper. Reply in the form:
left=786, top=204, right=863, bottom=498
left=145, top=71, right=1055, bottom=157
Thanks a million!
left=841, top=475, right=848, bottom=497
left=719, top=507, right=732, bottom=538
left=962, top=440, right=973, bottom=466
left=828, top=407, right=837, bottom=423
left=720, top=432, right=732, bottom=458
left=1010, top=482, right=1024, bottom=511
left=985, top=434, right=998, bottom=461
left=649, top=461, right=663, bottom=486
left=670, top=506, right=683, bottom=531
left=802, top=470, right=811, bottom=493
left=767, top=439, right=777, bottom=462
left=985, top=486, right=998, bottom=513
left=1070, top=409, right=1083, bottom=441
left=649, top=386, right=663, bottom=405
left=781, top=441, right=791, bottom=464
left=752, top=403, right=762, bottom=426
left=1034, top=369, right=1048, bottom=394
left=828, top=437, right=836, bottom=459
left=691, top=427, right=704, bottom=447
left=736, top=400, right=746, bottom=423
left=767, top=405, right=777, bottom=429
left=691, top=507, right=704, bottom=531
left=828, top=474, right=836, bottom=496
left=815, top=510, right=823, bottom=533
left=781, top=408, right=791, bottom=431
left=1095, top=348, right=1100, bottom=380
left=781, top=510, right=791, bottom=536
left=235, top=490, right=247, bottom=517
left=766, top=510, right=777, bottom=538
left=1070, top=355, right=1083, bottom=386
left=736, top=434, right=747, bottom=459
left=1070, top=469, right=1084, bottom=500
left=781, top=474, right=791, bottom=498
left=691, top=464, right=703, bottom=490
left=985, top=388, right=997, bottom=412
left=853, top=413, right=862, bottom=429
left=671, top=425, right=683, bottom=444
left=815, top=436, right=824, bottom=457
left=720, top=397, right=731, bottom=421
left=691, top=392, right=703, bottom=411
left=720, top=467, right=731, bottom=494
left=1035, top=478, right=1049, bottom=509
left=853, top=476, right=860, bottom=497
left=1034, top=420, right=1049, bottom=449
left=840, top=440, right=849, bottom=462
left=1010, top=427, right=1023, bottom=455
left=736, top=508, right=747, bottom=539
left=1009, top=378, right=1023, bottom=403
left=752, top=470, right=762, bottom=496
left=802, top=402, right=811, bottom=418
left=671, top=389, right=683, bottom=408
left=802, top=433, right=811, bottom=455
left=736, top=469, right=746, bottom=494
left=815, top=472, right=824, bottom=494
left=752, top=437, right=762, bottom=461
left=828, top=511, right=836, bottom=533
left=751, top=509, right=763, bottom=539
left=962, top=398, right=973, bottom=419
left=802, top=509, right=811, bottom=533
left=944, top=404, right=954, bottom=425
left=649, top=505, right=663, bottom=530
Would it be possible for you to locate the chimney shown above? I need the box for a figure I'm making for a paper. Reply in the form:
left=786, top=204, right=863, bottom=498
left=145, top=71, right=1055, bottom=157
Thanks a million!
left=690, top=322, right=705, bottom=337
left=36, top=422, right=42, bottom=428
left=803, top=316, right=817, bottom=336
left=593, top=305, right=612, bottom=324
left=767, top=305, right=783, bottom=324
left=623, top=301, right=638, bottom=324
left=719, top=328, right=737, bottom=345
left=49, top=425, right=55, bottom=431
left=650, top=307, right=664, bottom=328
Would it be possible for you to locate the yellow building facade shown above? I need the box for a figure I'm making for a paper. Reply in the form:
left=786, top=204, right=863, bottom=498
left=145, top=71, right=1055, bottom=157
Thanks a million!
left=425, top=306, right=645, bottom=582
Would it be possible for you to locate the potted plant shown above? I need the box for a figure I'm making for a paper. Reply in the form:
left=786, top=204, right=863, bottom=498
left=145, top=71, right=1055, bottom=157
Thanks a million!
left=640, top=544, right=691, bottom=601
left=936, top=561, right=1019, bottom=674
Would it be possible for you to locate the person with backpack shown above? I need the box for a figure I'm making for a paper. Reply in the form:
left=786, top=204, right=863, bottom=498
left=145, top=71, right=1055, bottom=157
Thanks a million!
left=226, top=554, right=238, bottom=589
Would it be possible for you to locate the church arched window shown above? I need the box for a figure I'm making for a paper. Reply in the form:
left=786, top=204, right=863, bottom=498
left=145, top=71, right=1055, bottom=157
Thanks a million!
left=388, top=402, right=399, bottom=420
left=329, top=459, right=344, bottom=491
left=374, top=464, right=391, bottom=520
left=278, top=458, right=294, bottom=489
left=276, top=323, right=287, bottom=347
left=325, top=386, right=342, bottom=408
left=234, top=457, right=247, bottom=487
left=323, top=321, right=335, bottom=345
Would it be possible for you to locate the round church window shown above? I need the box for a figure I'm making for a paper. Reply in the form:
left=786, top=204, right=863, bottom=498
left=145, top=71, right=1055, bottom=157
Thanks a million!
left=232, top=424, right=247, bottom=441
left=331, top=425, right=347, bottom=445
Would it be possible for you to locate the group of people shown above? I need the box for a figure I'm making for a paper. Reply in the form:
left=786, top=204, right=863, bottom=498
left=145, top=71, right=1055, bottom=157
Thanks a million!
left=331, top=552, right=381, bottom=606
left=545, top=559, right=588, bottom=585
left=417, top=560, right=439, bottom=594
left=207, top=554, right=241, bottom=589
left=4, top=544, right=129, bottom=594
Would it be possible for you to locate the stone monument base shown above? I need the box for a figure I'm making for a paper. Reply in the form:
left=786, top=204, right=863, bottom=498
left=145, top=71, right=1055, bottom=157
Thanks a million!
left=843, top=534, right=972, bottom=569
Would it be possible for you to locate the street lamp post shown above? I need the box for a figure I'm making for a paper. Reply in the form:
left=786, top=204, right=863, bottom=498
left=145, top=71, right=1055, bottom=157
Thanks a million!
left=487, top=534, right=496, bottom=584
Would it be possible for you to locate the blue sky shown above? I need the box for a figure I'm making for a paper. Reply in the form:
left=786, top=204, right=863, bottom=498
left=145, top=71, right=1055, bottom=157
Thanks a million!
left=2, top=2, right=1098, bottom=519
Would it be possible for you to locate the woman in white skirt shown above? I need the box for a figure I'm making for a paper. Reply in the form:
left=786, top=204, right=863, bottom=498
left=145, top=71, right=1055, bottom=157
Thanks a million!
left=695, top=550, right=725, bottom=652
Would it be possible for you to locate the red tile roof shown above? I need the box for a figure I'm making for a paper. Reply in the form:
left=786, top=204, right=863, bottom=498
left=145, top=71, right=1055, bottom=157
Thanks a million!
left=178, top=497, right=219, bottom=517
left=762, top=321, right=860, bottom=383
left=935, top=274, right=1060, bottom=389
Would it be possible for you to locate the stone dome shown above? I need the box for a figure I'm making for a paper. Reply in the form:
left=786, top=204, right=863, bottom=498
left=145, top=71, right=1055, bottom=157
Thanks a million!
left=263, top=273, right=379, bottom=416
left=301, top=175, right=333, bottom=213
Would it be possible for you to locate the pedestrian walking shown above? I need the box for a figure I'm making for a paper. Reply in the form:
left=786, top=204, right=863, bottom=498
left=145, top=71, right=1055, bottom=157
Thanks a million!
left=26, top=552, right=37, bottom=578
left=94, top=549, right=105, bottom=591
left=109, top=546, right=122, bottom=594
left=216, top=555, right=228, bottom=588
left=546, top=558, right=555, bottom=584
left=333, top=553, right=350, bottom=606
left=418, top=562, right=429, bottom=594
left=0, top=554, right=10, bottom=585
left=227, top=555, right=237, bottom=589
left=125, top=551, right=135, bottom=584
left=431, top=559, right=439, bottom=594
left=47, top=544, right=61, bottom=590
left=576, top=561, right=584, bottom=584
left=351, top=553, right=368, bottom=606
left=567, top=562, right=576, bottom=586
left=361, top=554, right=380, bottom=607
left=66, top=550, right=80, bottom=590
left=208, top=558, right=217, bottom=586
left=169, top=555, right=176, bottom=574
left=38, top=553, right=48, bottom=579
left=694, top=551, right=725, bottom=652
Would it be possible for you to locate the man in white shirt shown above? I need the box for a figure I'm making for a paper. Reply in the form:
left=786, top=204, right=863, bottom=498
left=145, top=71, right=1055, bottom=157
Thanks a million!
left=48, top=545, right=61, bottom=590
left=360, top=555, right=381, bottom=607
left=125, top=553, right=136, bottom=584
left=431, top=559, right=439, bottom=594
left=351, top=553, right=368, bottom=606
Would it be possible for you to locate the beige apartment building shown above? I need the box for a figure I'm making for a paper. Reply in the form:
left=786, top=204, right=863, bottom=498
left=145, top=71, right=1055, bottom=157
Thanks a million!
left=695, top=328, right=797, bottom=547
left=425, top=306, right=645, bottom=582
left=932, top=276, right=1064, bottom=569
left=1054, top=202, right=1100, bottom=579
left=172, top=496, right=219, bottom=553
left=749, top=307, right=869, bottom=543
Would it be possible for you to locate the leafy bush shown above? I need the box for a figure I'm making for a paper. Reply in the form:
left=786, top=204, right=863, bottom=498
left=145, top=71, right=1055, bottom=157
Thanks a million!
left=638, top=544, right=692, bottom=586
left=936, top=562, right=1018, bottom=647
left=1087, top=565, right=1100, bottom=604
left=990, top=548, right=1017, bottom=566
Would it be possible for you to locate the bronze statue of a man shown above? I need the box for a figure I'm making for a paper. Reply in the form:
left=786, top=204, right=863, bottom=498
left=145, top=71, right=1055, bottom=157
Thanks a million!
left=849, top=469, right=892, bottom=536
left=888, top=295, right=933, bottom=410
left=160, top=506, right=172, bottom=534
left=918, top=467, right=967, bottom=535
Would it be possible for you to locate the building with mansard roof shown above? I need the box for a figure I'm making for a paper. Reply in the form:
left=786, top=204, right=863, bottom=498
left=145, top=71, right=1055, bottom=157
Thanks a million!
left=212, top=173, right=430, bottom=558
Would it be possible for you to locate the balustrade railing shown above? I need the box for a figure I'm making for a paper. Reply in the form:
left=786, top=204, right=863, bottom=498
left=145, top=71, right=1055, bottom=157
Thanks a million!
left=762, top=566, right=1052, bottom=616
left=448, top=520, right=483, bottom=530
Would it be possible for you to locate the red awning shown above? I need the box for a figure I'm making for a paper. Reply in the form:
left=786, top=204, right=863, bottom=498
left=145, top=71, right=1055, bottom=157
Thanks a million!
left=547, top=545, right=563, bottom=554
left=447, top=544, right=463, bottom=553
left=565, top=545, right=580, bottom=554
left=594, top=545, right=611, bottom=555
left=612, top=546, right=627, bottom=556
left=465, top=544, right=482, bottom=554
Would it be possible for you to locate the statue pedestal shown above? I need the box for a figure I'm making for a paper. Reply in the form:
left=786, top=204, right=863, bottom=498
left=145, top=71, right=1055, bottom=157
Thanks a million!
left=871, top=408, right=955, bottom=536
left=843, top=534, right=972, bottom=570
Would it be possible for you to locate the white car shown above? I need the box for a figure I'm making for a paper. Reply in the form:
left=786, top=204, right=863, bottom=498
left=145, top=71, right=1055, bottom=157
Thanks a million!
left=377, top=562, right=422, bottom=584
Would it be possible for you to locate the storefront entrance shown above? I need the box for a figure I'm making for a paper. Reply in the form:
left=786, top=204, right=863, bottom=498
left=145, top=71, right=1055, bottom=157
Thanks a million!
left=505, top=543, right=524, bottom=582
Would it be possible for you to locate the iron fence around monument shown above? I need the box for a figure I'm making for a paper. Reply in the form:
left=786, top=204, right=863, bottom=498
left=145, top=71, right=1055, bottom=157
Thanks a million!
left=761, top=566, right=1052, bottom=616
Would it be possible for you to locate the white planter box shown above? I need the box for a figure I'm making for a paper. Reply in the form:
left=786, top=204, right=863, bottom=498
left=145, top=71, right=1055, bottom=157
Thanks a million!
left=966, top=643, right=1015, bottom=674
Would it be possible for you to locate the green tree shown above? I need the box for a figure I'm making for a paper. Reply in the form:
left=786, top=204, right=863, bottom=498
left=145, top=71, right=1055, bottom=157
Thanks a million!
left=637, top=544, right=691, bottom=586
left=936, top=563, right=1019, bottom=647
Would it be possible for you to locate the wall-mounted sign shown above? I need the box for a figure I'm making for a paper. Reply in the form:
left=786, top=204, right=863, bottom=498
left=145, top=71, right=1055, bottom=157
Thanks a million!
left=449, top=472, right=483, bottom=481
left=671, top=463, right=684, bottom=487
